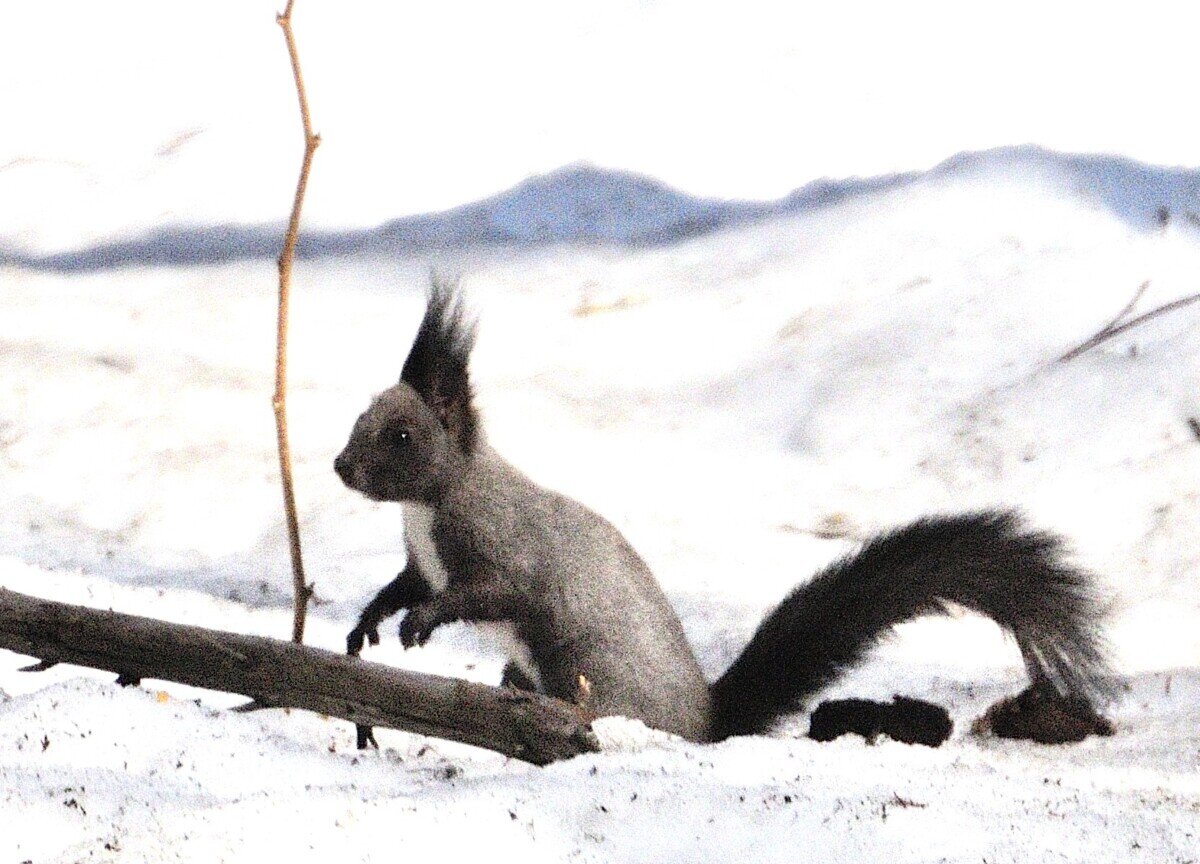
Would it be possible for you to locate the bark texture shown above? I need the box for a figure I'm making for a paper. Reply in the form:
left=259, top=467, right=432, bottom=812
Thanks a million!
left=0, top=588, right=599, bottom=765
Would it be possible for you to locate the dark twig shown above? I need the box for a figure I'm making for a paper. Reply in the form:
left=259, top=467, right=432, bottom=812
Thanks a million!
left=1102, top=280, right=1151, bottom=334
left=1058, top=282, right=1200, bottom=362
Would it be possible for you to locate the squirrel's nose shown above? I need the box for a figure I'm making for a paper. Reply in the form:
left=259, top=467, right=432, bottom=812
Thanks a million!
left=334, top=452, right=352, bottom=482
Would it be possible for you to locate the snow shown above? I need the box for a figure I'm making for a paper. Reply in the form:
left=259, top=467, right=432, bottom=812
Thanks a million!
left=3, top=1, right=1200, bottom=861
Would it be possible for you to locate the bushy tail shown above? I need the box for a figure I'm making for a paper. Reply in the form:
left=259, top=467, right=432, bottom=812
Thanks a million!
left=709, top=510, right=1115, bottom=739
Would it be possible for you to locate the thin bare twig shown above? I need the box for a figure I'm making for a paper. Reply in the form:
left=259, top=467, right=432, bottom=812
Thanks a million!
left=275, top=0, right=321, bottom=643
left=1102, top=279, right=1150, bottom=335
left=1057, top=280, right=1149, bottom=362
left=1057, top=281, right=1200, bottom=363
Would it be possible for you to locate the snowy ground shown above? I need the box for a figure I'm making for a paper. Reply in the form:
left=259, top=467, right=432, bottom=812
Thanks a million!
left=3, top=152, right=1200, bottom=862
left=4, top=2, right=1200, bottom=861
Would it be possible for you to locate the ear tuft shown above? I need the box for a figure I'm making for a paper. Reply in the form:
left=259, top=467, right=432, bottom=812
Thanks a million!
left=400, top=276, right=480, bottom=453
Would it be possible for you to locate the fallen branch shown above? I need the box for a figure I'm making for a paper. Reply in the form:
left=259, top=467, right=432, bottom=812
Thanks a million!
left=1057, top=281, right=1200, bottom=362
left=274, top=0, right=321, bottom=643
left=0, top=588, right=599, bottom=766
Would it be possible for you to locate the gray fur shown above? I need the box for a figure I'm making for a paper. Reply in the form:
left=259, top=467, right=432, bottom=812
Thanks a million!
left=336, top=282, right=1114, bottom=744
left=334, top=282, right=709, bottom=739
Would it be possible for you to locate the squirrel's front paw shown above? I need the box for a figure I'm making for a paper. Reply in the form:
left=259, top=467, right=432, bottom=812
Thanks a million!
left=346, top=622, right=381, bottom=657
left=398, top=603, right=444, bottom=648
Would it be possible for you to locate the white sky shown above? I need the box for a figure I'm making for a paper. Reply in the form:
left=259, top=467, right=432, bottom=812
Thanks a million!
left=3, top=0, right=1199, bottom=233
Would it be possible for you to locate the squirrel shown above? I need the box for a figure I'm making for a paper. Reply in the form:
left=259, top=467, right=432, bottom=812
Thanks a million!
left=334, top=280, right=1115, bottom=744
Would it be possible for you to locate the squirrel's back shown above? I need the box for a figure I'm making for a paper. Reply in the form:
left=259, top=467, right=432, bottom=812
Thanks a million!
left=443, top=446, right=714, bottom=740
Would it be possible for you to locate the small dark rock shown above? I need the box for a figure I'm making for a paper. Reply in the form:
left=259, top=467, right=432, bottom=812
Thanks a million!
left=975, top=685, right=1114, bottom=744
left=808, top=696, right=953, bottom=747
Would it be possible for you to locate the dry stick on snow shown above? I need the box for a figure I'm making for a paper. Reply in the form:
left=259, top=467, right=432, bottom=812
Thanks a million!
left=0, top=588, right=600, bottom=766
left=1057, top=280, right=1200, bottom=362
left=1057, top=280, right=1149, bottom=362
left=275, top=0, right=321, bottom=643
left=1100, top=279, right=1151, bottom=335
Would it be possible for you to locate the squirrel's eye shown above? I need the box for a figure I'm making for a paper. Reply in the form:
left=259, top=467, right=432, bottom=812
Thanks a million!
left=382, top=427, right=412, bottom=449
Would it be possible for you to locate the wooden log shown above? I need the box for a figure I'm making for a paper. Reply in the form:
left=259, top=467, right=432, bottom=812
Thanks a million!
left=0, top=587, right=599, bottom=766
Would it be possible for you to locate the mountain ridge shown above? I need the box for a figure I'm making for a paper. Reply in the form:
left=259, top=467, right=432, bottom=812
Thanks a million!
left=4, top=145, right=1199, bottom=273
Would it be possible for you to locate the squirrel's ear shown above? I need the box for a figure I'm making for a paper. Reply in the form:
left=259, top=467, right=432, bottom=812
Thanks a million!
left=400, top=277, right=480, bottom=453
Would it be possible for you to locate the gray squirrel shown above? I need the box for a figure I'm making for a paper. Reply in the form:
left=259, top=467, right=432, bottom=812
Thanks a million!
left=335, top=281, right=1114, bottom=743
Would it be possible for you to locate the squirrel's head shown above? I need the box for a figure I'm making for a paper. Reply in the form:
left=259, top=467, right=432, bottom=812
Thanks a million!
left=334, top=278, right=480, bottom=504
left=334, top=382, right=456, bottom=503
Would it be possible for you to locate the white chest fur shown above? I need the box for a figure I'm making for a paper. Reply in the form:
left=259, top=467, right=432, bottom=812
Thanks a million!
left=402, top=503, right=451, bottom=592
left=401, top=503, right=541, bottom=689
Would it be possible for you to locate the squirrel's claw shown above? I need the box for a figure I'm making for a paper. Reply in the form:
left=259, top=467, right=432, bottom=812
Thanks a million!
left=346, top=622, right=381, bottom=657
